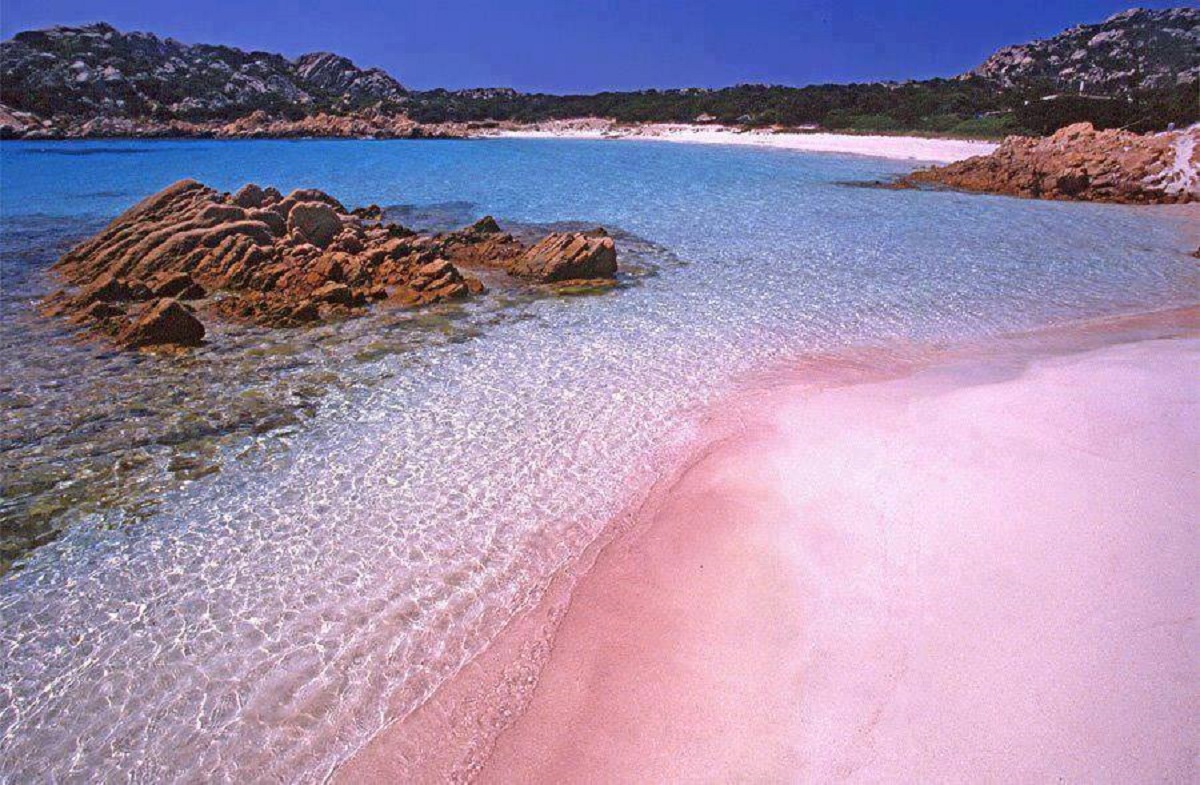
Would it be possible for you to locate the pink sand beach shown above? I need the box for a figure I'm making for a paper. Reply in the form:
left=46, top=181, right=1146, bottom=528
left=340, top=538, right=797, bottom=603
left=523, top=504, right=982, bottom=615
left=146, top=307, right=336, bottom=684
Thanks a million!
left=339, top=308, right=1199, bottom=783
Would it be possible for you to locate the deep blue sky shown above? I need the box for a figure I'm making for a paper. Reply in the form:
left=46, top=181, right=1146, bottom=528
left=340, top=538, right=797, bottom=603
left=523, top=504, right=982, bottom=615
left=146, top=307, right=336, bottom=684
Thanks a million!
left=0, top=1, right=1186, bottom=92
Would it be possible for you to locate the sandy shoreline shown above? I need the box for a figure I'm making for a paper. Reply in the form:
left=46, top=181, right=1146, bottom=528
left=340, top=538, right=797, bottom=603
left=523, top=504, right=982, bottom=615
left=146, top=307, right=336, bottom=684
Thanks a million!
left=338, top=306, right=1199, bottom=783
left=485, top=123, right=999, bottom=163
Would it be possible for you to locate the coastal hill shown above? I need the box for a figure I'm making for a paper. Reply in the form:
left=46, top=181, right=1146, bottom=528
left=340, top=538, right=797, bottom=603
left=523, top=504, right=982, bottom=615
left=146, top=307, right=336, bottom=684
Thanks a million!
left=963, top=7, right=1199, bottom=93
left=1, top=8, right=1197, bottom=138
left=0, top=22, right=406, bottom=120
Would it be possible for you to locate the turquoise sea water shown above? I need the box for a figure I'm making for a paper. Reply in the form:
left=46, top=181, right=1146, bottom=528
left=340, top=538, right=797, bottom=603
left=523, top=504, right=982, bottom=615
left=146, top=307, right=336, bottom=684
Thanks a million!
left=1, top=138, right=1196, bottom=782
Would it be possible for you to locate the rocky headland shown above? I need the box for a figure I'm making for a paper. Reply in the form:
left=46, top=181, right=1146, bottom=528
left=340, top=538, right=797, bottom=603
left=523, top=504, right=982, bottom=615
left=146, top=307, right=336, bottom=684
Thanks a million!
left=42, top=180, right=618, bottom=349
left=0, top=22, right=490, bottom=139
left=902, top=122, right=1199, bottom=203
left=4, top=12, right=1196, bottom=141
left=962, top=7, right=1199, bottom=93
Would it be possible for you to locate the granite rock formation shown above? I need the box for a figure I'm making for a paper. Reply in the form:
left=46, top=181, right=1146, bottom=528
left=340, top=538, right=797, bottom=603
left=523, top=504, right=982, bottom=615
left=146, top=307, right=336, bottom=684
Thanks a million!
left=42, top=180, right=620, bottom=349
left=903, top=123, right=1199, bottom=203
left=510, top=231, right=618, bottom=282
left=0, top=23, right=489, bottom=139
left=1, top=23, right=405, bottom=121
left=962, top=8, right=1199, bottom=94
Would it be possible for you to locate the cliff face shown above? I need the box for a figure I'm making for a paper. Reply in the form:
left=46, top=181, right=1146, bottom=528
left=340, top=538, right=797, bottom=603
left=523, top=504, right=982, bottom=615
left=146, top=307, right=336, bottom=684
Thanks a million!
left=963, top=8, right=1199, bottom=93
left=0, top=23, right=407, bottom=123
left=904, top=123, right=1199, bottom=204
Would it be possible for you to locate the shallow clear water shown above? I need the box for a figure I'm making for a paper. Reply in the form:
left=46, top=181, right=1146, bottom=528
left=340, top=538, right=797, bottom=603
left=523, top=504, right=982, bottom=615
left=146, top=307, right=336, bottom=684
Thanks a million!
left=1, top=138, right=1196, bottom=782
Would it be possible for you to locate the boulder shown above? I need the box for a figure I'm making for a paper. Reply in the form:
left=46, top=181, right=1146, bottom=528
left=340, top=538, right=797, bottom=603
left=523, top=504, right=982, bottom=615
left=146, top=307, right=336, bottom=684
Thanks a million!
left=351, top=204, right=383, bottom=221
left=116, top=298, right=206, bottom=348
left=77, top=273, right=132, bottom=303
left=387, top=259, right=472, bottom=306
left=286, top=188, right=347, bottom=212
left=436, top=217, right=523, bottom=268
left=70, top=300, right=125, bottom=323
left=330, top=232, right=364, bottom=254
left=289, top=300, right=321, bottom=323
left=150, top=271, right=206, bottom=299
left=232, top=183, right=267, bottom=208
left=509, top=233, right=618, bottom=282
left=287, top=202, right=342, bottom=248
left=465, top=215, right=501, bottom=235
left=311, top=281, right=357, bottom=305
left=248, top=208, right=287, bottom=236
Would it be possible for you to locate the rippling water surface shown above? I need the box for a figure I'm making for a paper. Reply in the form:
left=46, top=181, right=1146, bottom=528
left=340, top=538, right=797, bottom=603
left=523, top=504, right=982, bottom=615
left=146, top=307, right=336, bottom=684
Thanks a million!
left=1, top=139, right=1196, bottom=782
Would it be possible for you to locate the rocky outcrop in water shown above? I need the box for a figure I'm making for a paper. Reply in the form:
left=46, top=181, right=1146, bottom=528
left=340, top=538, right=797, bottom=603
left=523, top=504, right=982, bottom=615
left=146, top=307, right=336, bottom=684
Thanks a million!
left=902, top=123, right=1199, bottom=204
left=116, top=298, right=206, bottom=348
left=43, top=180, right=620, bottom=349
left=510, top=231, right=617, bottom=281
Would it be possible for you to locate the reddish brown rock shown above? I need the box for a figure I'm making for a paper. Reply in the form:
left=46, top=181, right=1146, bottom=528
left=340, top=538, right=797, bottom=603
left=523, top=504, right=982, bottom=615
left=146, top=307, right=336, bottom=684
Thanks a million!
left=287, top=202, right=343, bottom=248
left=311, top=282, right=359, bottom=306
left=463, top=215, right=501, bottom=235
left=70, top=300, right=126, bottom=324
left=509, top=232, right=618, bottom=282
left=149, top=271, right=206, bottom=299
left=248, top=208, right=287, bottom=236
left=904, top=123, right=1199, bottom=204
left=77, top=272, right=135, bottom=303
left=116, top=298, right=205, bottom=348
left=290, top=300, right=321, bottom=323
left=435, top=216, right=525, bottom=269
left=386, top=259, right=474, bottom=306
left=351, top=204, right=384, bottom=221
left=232, top=183, right=268, bottom=209
left=43, top=179, right=620, bottom=348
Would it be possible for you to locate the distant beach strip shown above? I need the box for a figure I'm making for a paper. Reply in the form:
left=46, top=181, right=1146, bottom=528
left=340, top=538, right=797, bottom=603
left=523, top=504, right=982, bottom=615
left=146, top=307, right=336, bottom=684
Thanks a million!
left=486, top=122, right=998, bottom=163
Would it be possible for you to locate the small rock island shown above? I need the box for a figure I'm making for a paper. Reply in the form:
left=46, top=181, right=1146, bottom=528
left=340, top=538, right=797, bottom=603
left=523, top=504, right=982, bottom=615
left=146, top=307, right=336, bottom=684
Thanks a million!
left=903, top=122, right=1198, bottom=204
left=42, top=180, right=619, bottom=349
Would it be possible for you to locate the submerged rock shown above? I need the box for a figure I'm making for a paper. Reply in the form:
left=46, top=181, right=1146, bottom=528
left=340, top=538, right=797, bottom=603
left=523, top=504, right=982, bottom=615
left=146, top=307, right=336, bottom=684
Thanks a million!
left=116, top=299, right=206, bottom=349
left=70, top=300, right=125, bottom=323
left=903, top=123, right=1199, bottom=204
left=43, top=179, right=622, bottom=349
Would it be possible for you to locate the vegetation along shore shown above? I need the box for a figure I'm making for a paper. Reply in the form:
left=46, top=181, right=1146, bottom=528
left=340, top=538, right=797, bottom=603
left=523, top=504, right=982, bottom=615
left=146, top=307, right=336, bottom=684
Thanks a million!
left=2, top=9, right=1196, bottom=141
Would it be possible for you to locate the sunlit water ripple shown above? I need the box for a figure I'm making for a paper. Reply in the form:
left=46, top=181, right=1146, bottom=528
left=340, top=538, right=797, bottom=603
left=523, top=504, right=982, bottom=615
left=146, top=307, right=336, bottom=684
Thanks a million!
left=1, top=138, right=1196, bottom=782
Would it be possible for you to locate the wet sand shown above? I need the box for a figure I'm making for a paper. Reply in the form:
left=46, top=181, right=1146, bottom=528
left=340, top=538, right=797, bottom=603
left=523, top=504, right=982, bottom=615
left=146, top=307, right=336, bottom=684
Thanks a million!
left=338, top=309, right=1199, bottom=783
